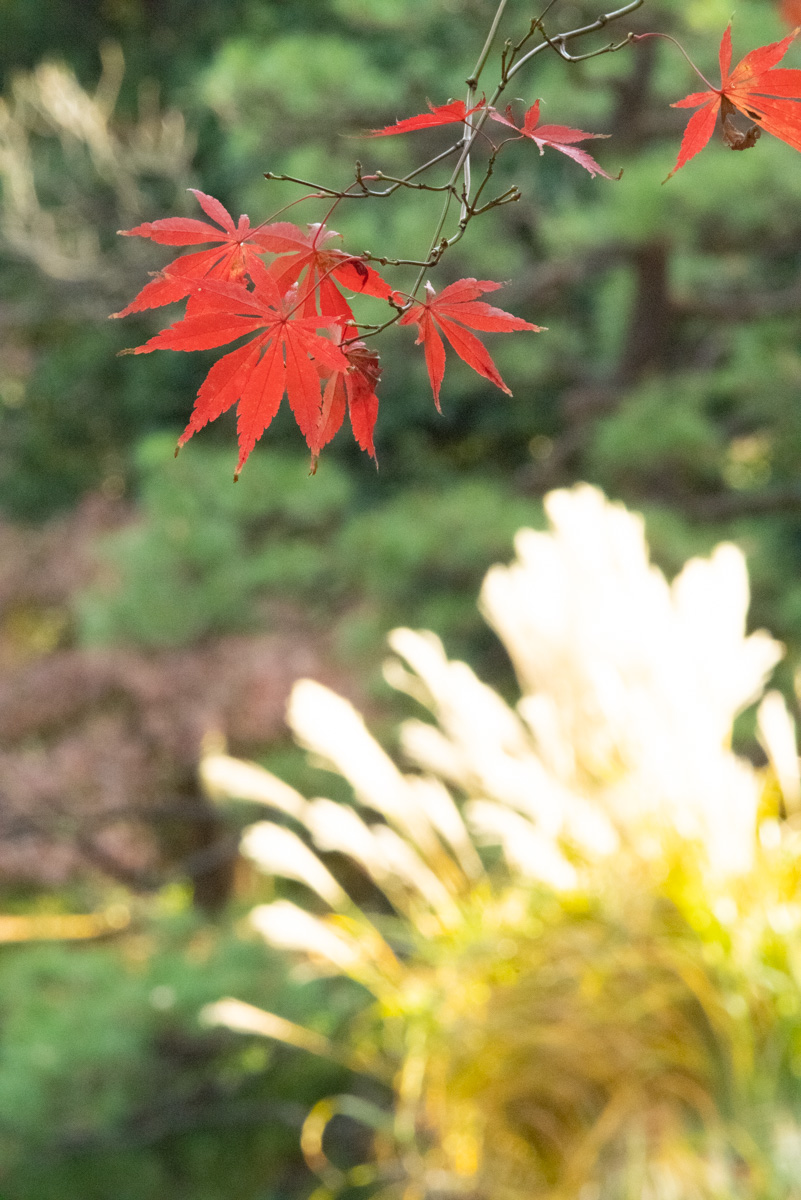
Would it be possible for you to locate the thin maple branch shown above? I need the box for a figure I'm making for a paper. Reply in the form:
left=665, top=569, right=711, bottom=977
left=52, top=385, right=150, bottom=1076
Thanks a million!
left=462, top=90, right=473, bottom=223
left=261, top=0, right=640, bottom=311
left=360, top=252, right=443, bottom=267
left=463, top=136, right=516, bottom=213
left=344, top=305, right=412, bottom=341
left=466, top=0, right=513, bottom=90
left=466, top=152, right=498, bottom=213
left=535, top=0, right=561, bottom=22
left=409, top=0, right=642, bottom=296
left=314, top=188, right=352, bottom=242
left=363, top=172, right=462, bottom=196
left=365, top=142, right=464, bottom=194
left=500, top=1, right=560, bottom=81
left=541, top=30, right=638, bottom=64
left=504, top=22, right=540, bottom=75
left=253, top=0, right=643, bottom=353
left=463, top=0, right=512, bottom=219
left=263, top=170, right=347, bottom=197
left=469, top=185, right=522, bottom=216
left=411, top=163, right=471, bottom=294
left=465, top=172, right=496, bottom=217
left=505, top=0, right=645, bottom=82
left=264, top=143, right=463, bottom=202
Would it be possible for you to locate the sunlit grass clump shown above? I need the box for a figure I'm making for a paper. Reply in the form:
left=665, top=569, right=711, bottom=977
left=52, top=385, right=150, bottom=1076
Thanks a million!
left=202, top=484, right=801, bottom=1199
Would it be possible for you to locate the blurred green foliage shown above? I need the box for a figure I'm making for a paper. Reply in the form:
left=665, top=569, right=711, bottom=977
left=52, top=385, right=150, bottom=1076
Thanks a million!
left=0, top=896, right=361, bottom=1200
left=76, top=437, right=354, bottom=648
left=77, top=436, right=543, bottom=670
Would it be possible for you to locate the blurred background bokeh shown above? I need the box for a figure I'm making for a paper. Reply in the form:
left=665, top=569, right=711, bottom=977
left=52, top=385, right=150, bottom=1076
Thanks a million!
left=2, top=0, right=801, bottom=1195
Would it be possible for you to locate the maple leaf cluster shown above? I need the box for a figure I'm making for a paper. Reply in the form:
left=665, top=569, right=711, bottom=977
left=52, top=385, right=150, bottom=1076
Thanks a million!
left=115, top=192, right=394, bottom=475
left=113, top=21, right=801, bottom=475
left=115, top=189, right=542, bottom=476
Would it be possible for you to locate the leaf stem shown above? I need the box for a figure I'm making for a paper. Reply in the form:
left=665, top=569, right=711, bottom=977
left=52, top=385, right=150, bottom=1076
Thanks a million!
left=256, top=193, right=328, bottom=228
left=630, top=31, right=717, bottom=91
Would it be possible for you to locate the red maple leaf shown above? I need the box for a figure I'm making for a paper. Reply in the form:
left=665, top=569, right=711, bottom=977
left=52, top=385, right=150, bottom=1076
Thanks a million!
left=257, top=222, right=391, bottom=319
left=668, top=24, right=801, bottom=178
left=112, top=190, right=281, bottom=317
left=367, top=97, right=486, bottom=137
left=315, top=333, right=382, bottom=465
left=489, top=101, right=618, bottom=179
left=398, top=279, right=544, bottom=410
left=125, top=259, right=347, bottom=475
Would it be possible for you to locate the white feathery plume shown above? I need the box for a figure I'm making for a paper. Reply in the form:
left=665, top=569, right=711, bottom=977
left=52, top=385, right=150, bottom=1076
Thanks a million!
left=241, top=822, right=349, bottom=910
left=465, top=801, right=578, bottom=891
left=250, top=900, right=366, bottom=974
left=287, top=680, right=439, bottom=857
left=200, top=753, right=306, bottom=820
left=758, top=690, right=801, bottom=814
